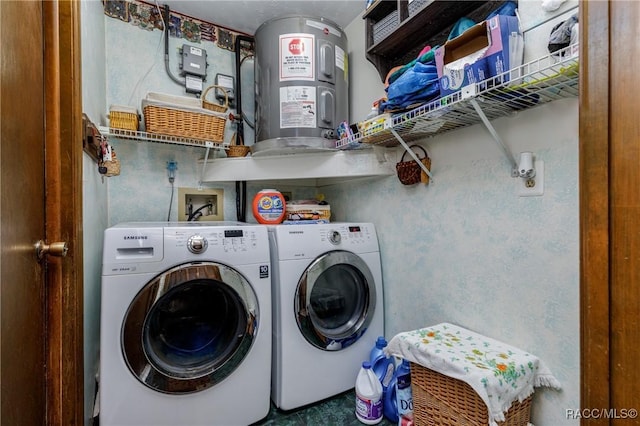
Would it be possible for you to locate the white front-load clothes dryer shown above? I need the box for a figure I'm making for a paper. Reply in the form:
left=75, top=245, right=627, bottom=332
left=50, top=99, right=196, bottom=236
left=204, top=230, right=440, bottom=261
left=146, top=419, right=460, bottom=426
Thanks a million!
left=268, top=223, right=384, bottom=410
left=100, top=222, right=272, bottom=426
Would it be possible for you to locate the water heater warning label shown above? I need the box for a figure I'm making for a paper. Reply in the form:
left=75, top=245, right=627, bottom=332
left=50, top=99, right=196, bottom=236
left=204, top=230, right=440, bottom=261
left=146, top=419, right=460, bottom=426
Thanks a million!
left=280, top=33, right=315, bottom=81
left=279, top=86, right=316, bottom=128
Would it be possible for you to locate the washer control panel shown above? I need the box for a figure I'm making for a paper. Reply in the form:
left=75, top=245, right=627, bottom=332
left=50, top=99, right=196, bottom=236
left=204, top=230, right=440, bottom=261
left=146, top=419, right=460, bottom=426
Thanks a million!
left=103, top=224, right=270, bottom=275
left=177, top=229, right=260, bottom=254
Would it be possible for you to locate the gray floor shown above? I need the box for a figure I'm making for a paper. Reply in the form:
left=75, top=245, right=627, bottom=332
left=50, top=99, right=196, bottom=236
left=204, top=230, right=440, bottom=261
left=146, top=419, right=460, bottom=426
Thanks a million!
left=252, top=389, right=396, bottom=426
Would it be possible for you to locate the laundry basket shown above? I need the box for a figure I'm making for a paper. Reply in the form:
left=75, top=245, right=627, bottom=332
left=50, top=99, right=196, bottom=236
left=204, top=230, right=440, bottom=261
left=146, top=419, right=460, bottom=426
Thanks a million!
left=411, top=363, right=532, bottom=426
left=384, top=323, right=559, bottom=426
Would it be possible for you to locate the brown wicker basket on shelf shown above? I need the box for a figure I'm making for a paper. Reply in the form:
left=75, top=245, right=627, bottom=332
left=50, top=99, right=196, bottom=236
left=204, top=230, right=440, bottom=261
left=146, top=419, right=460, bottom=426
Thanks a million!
left=109, top=106, right=139, bottom=131
left=411, top=363, right=533, bottom=426
left=226, top=132, right=250, bottom=157
left=227, top=145, right=251, bottom=157
left=143, top=104, right=227, bottom=143
left=202, top=85, right=229, bottom=113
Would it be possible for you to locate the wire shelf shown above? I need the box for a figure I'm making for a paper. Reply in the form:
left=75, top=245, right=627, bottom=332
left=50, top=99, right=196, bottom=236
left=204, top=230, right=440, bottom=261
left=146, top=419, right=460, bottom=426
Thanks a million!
left=99, top=127, right=230, bottom=150
left=337, top=44, right=579, bottom=149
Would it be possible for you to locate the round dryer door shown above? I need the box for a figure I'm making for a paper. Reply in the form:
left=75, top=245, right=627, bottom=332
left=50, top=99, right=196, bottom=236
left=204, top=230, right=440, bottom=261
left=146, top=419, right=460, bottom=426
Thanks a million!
left=121, top=262, right=259, bottom=394
left=295, top=250, right=376, bottom=351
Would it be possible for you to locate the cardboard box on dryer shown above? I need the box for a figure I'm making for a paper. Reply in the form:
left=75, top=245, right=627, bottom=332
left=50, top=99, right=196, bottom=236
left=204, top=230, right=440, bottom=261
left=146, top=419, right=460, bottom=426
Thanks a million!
left=435, top=15, right=523, bottom=97
left=285, top=202, right=331, bottom=222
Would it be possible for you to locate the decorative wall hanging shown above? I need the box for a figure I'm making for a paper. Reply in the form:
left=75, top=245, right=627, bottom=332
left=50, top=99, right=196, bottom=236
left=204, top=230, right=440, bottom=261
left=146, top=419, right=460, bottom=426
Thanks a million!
left=216, top=28, right=235, bottom=51
left=104, top=0, right=128, bottom=22
left=102, top=0, right=251, bottom=51
left=129, top=2, right=163, bottom=31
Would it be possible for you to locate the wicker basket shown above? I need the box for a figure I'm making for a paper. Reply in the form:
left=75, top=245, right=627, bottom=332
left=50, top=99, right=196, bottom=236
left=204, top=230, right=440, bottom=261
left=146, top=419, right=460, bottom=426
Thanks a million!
left=411, top=363, right=533, bottom=426
left=103, top=158, right=121, bottom=177
left=143, top=101, right=227, bottom=143
left=227, top=144, right=251, bottom=157
left=202, top=85, right=229, bottom=113
left=226, top=132, right=250, bottom=157
left=109, top=105, right=139, bottom=131
left=102, top=148, right=121, bottom=177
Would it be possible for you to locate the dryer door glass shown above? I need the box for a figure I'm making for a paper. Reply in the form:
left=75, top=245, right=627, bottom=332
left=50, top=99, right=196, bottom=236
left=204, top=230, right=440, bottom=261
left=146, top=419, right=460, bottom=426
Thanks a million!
left=295, top=250, right=376, bottom=351
left=121, top=262, right=258, bottom=394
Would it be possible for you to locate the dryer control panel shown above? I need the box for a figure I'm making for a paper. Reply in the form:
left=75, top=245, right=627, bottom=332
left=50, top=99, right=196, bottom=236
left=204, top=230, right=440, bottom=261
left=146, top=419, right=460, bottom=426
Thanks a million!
left=272, top=223, right=379, bottom=261
left=324, top=224, right=374, bottom=247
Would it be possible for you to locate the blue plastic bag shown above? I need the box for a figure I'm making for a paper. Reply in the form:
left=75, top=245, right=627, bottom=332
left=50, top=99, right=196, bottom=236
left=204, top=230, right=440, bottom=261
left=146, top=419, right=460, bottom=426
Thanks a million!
left=384, top=62, right=439, bottom=111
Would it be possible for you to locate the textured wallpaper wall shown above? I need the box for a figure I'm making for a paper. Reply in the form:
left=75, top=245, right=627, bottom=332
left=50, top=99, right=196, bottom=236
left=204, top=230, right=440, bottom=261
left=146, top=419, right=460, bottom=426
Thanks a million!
left=324, top=98, right=579, bottom=425
left=339, top=10, right=580, bottom=423
left=81, top=2, right=108, bottom=424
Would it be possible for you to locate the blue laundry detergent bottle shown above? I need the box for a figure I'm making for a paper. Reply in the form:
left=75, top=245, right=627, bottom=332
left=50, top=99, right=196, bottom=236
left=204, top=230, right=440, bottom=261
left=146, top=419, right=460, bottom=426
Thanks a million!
left=396, top=359, right=413, bottom=422
left=382, top=365, right=399, bottom=423
left=370, top=336, right=395, bottom=388
left=370, top=337, right=397, bottom=422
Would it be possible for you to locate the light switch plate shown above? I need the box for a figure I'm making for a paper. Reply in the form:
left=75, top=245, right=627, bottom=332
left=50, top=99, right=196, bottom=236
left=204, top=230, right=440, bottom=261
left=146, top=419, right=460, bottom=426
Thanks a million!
left=518, top=160, right=544, bottom=197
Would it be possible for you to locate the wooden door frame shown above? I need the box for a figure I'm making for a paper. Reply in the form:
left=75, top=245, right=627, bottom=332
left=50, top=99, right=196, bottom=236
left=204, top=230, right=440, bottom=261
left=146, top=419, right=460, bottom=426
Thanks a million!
left=579, top=0, right=610, bottom=413
left=43, top=1, right=84, bottom=423
left=580, top=0, right=640, bottom=420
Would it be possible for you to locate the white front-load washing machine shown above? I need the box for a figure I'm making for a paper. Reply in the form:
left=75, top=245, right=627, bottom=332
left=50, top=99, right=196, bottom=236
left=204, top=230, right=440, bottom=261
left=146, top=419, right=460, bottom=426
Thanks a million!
left=100, top=222, right=272, bottom=426
left=268, top=222, right=384, bottom=410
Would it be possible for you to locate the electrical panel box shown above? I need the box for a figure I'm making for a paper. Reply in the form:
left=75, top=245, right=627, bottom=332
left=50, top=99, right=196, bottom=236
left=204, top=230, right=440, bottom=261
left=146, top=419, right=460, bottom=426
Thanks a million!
left=181, top=44, right=207, bottom=77
left=215, top=73, right=235, bottom=107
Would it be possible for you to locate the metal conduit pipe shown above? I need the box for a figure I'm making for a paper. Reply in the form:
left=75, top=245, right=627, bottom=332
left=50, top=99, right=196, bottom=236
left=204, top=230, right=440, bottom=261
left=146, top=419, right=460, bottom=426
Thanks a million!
left=163, top=5, right=185, bottom=86
left=234, top=34, right=254, bottom=222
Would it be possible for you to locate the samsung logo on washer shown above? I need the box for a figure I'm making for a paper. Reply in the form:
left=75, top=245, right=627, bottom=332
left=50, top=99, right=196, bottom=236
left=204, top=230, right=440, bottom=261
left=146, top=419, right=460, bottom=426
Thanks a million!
left=288, top=231, right=304, bottom=234
left=123, top=235, right=148, bottom=240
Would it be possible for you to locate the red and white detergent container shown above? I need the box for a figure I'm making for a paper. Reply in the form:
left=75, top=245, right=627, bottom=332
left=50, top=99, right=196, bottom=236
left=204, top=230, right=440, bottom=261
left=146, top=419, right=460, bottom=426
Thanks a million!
left=252, top=189, right=286, bottom=224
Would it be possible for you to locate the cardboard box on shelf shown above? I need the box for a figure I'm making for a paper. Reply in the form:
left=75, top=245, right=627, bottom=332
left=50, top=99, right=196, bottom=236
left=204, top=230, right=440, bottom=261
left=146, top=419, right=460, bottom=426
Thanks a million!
left=358, top=113, right=392, bottom=143
left=435, top=15, right=523, bottom=97
left=285, top=203, right=331, bottom=222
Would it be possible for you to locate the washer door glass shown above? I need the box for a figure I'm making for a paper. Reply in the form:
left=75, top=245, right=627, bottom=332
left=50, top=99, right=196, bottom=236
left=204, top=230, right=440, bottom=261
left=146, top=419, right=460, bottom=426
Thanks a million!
left=122, top=262, right=258, bottom=394
left=295, top=250, right=376, bottom=351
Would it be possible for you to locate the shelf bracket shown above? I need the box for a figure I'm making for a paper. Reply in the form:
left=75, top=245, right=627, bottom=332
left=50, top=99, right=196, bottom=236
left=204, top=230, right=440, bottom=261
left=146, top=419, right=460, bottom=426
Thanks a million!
left=390, top=128, right=434, bottom=183
left=469, top=99, right=519, bottom=177
left=198, top=142, right=215, bottom=190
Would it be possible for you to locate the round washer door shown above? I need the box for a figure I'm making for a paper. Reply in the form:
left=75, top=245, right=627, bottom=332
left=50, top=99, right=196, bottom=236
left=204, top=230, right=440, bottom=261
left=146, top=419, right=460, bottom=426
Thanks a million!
left=295, top=250, right=376, bottom=351
left=121, top=262, right=258, bottom=394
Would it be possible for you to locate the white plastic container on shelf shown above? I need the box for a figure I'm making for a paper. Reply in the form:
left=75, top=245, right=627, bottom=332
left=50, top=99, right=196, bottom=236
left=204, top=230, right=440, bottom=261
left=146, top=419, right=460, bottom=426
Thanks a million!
left=355, top=361, right=383, bottom=425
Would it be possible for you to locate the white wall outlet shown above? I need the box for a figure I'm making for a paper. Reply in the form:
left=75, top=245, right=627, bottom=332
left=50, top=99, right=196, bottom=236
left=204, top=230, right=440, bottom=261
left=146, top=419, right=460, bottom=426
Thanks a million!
left=518, top=160, right=544, bottom=197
